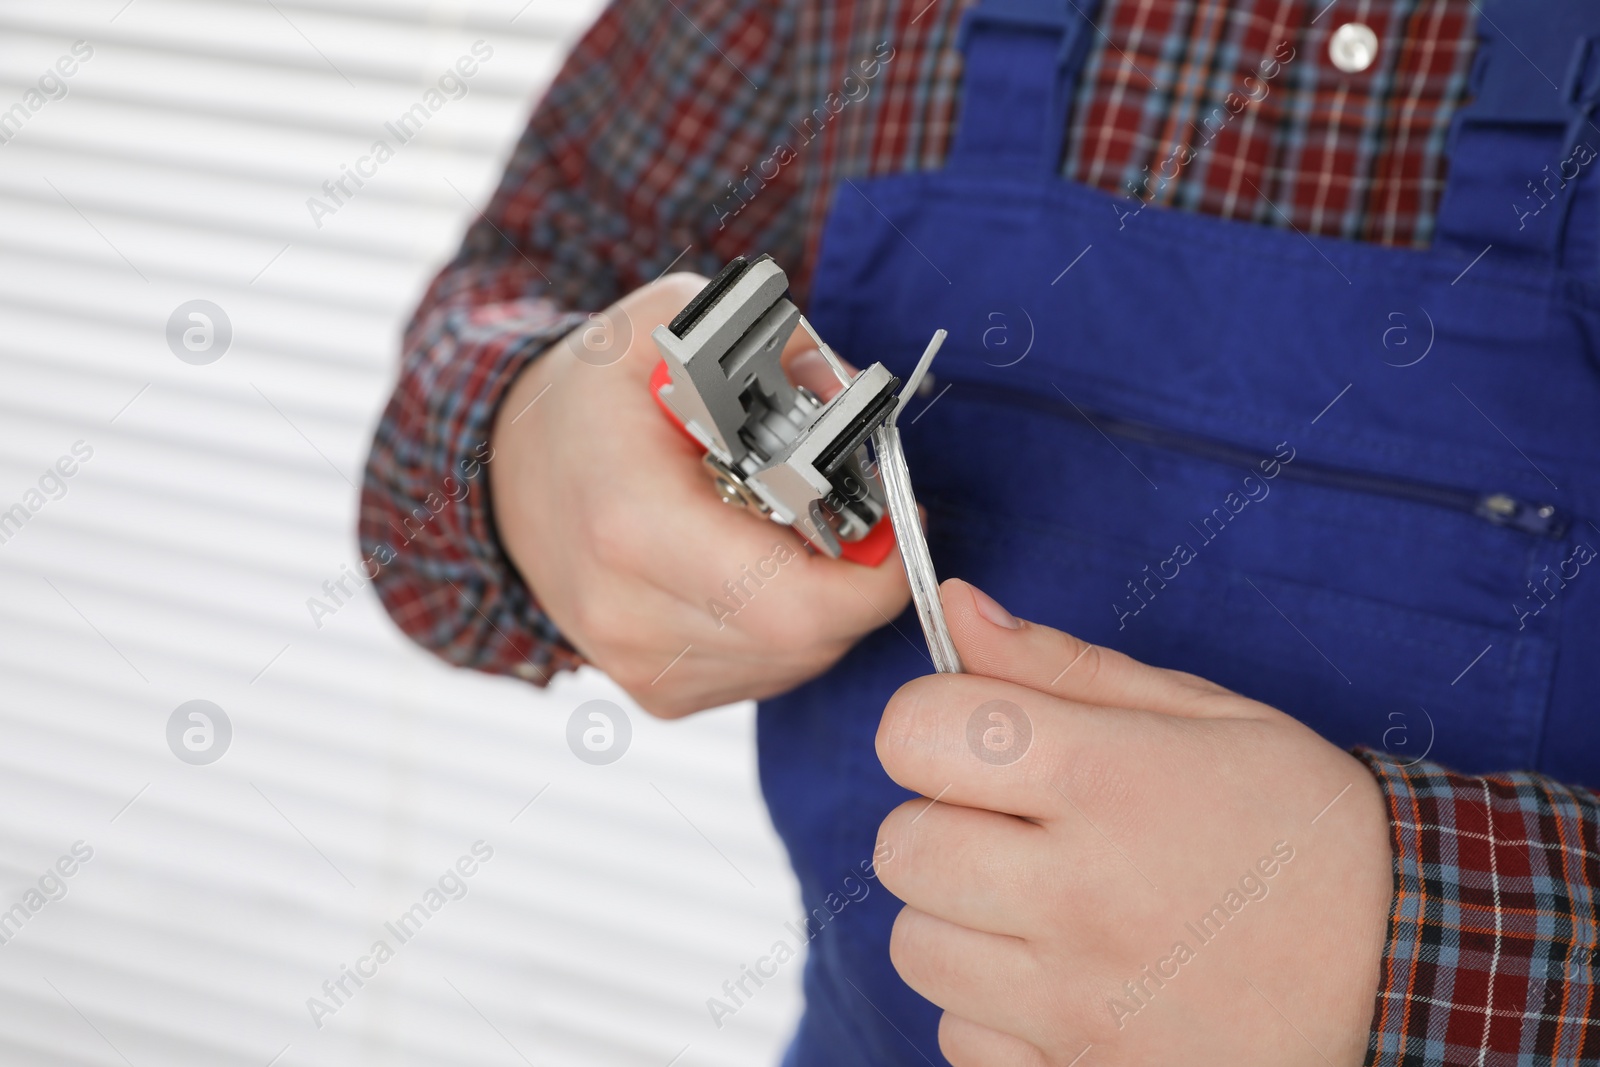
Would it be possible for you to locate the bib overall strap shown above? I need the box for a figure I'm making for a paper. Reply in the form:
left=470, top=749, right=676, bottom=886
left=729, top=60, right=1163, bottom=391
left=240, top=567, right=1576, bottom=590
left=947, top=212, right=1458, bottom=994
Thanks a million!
left=948, top=0, right=1104, bottom=179
left=1434, top=0, right=1600, bottom=271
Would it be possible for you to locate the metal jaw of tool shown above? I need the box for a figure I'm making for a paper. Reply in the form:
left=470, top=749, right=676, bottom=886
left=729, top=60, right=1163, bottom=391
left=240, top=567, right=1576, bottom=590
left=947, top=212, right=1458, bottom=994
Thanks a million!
left=650, top=255, right=899, bottom=559
left=650, top=254, right=962, bottom=673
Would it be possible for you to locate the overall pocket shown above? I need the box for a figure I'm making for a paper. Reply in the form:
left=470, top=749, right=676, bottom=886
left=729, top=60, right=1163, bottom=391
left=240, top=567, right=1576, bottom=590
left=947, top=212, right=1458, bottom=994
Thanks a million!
left=910, top=383, right=1570, bottom=776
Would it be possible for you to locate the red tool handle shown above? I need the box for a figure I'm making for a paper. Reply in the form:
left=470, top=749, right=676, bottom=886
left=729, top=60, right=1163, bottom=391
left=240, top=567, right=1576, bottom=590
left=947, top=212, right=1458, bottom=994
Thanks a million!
left=650, top=359, right=897, bottom=566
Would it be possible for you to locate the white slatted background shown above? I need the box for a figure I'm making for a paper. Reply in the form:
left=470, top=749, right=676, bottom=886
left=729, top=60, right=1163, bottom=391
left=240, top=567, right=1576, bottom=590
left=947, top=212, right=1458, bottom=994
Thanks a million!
left=0, top=2, right=803, bottom=1064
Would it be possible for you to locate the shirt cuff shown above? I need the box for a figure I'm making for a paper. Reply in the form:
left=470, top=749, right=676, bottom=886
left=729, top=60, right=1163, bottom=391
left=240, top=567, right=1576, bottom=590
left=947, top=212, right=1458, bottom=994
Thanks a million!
left=360, top=290, right=589, bottom=683
left=1356, top=748, right=1600, bottom=1066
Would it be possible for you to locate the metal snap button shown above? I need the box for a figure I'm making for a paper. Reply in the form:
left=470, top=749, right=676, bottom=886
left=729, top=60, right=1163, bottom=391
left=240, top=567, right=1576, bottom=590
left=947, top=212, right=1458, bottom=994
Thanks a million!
left=1329, top=22, right=1379, bottom=73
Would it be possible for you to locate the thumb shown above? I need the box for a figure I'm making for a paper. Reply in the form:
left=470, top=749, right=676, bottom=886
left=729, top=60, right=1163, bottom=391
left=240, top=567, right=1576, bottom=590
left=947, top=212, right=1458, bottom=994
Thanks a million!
left=938, top=578, right=1240, bottom=717
left=783, top=341, right=858, bottom=404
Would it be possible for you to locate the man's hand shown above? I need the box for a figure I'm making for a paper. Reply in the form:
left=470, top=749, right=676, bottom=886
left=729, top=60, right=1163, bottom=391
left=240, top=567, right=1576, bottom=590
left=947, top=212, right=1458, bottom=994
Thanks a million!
left=875, top=579, right=1392, bottom=1067
left=490, top=274, right=911, bottom=717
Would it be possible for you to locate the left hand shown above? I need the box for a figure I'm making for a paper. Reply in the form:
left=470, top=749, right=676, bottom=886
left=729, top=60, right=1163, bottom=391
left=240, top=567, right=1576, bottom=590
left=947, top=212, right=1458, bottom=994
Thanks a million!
left=875, top=579, right=1394, bottom=1067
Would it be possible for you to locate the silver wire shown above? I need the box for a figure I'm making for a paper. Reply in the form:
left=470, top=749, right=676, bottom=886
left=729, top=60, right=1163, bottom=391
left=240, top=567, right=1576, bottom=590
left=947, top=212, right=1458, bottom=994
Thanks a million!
left=874, top=328, right=961, bottom=673
left=797, top=315, right=854, bottom=387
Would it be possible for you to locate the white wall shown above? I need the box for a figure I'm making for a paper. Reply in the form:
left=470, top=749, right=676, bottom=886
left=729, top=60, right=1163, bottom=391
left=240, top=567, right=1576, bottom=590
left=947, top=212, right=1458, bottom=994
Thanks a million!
left=0, top=2, right=803, bottom=1063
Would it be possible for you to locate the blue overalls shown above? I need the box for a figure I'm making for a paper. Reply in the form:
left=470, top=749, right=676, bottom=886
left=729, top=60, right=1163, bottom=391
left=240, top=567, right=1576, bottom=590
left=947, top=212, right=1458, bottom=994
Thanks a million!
left=759, top=1, right=1600, bottom=1062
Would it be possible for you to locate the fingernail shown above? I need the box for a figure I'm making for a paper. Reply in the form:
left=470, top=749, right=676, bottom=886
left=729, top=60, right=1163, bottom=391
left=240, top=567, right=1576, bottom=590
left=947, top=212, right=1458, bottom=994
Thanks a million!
left=967, top=582, right=1020, bottom=629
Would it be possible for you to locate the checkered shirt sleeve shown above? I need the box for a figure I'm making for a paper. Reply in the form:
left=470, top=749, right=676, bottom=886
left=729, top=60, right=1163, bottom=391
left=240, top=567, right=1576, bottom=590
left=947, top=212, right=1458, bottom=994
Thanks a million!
left=1360, top=750, right=1600, bottom=1066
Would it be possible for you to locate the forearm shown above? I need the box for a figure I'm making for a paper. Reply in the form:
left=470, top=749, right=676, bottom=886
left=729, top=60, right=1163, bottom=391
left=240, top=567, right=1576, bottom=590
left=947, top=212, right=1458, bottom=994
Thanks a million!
left=359, top=270, right=587, bottom=681
left=359, top=0, right=800, bottom=682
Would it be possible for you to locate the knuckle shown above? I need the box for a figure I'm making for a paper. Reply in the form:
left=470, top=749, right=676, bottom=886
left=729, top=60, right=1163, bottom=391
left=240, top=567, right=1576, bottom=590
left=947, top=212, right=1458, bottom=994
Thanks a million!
left=1166, top=667, right=1233, bottom=699
left=586, top=642, right=658, bottom=700
left=610, top=660, right=661, bottom=701
left=1050, top=741, right=1140, bottom=846
left=629, top=690, right=678, bottom=719
left=610, top=667, right=650, bottom=699
left=584, top=499, right=640, bottom=571
left=1071, top=986, right=1132, bottom=1049
left=565, top=591, right=636, bottom=652
left=876, top=677, right=939, bottom=772
left=848, top=567, right=913, bottom=620
left=614, top=665, right=693, bottom=717
left=787, top=595, right=842, bottom=646
left=932, top=1020, right=963, bottom=1067
left=738, top=611, right=797, bottom=650
left=1071, top=641, right=1109, bottom=689
left=562, top=594, right=602, bottom=643
left=886, top=906, right=929, bottom=981
left=873, top=801, right=924, bottom=891
left=740, top=590, right=823, bottom=647
left=935, top=1015, right=964, bottom=1066
left=1052, top=732, right=1115, bottom=803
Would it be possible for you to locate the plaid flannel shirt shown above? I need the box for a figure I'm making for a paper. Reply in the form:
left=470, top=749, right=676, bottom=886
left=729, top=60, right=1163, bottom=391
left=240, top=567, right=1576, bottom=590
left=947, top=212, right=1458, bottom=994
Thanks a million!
left=358, top=1, right=1600, bottom=1062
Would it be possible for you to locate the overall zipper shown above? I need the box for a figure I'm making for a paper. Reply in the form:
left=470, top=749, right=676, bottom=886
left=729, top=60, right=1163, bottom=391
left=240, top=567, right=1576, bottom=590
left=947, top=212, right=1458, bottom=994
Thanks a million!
left=941, top=378, right=1572, bottom=540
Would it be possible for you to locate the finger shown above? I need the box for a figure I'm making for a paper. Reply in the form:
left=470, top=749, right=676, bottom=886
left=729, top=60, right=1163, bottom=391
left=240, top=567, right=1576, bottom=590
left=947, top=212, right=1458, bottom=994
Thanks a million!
left=788, top=543, right=913, bottom=642
left=770, top=331, right=913, bottom=636
left=877, top=671, right=1144, bottom=820
left=611, top=453, right=910, bottom=646
left=615, top=461, right=913, bottom=651
left=784, top=347, right=859, bottom=402
left=890, top=906, right=1042, bottom=1041
left=938, top=1013, right=1050, bottom=1067
left=601, top=289, right=908, bottom=631
left=780, top=326, right=858, bottom=403
left=876, top=798, right=1044, bottom=937
left=772, top=328, right=910, bottom=628
left=577, top=343, right=839, bottom=601
left=595, top=508, right=908, bottom=689
left=623, top=628, right=856, bottom=716
left=574, top=398, right=809, bottom=595
left=565, top=272, right=709, bottom=385
left=941, top=578, right=1255, bottom=719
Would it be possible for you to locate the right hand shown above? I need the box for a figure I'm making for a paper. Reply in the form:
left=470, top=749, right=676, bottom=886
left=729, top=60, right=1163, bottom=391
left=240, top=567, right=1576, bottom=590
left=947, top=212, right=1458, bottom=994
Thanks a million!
left=489, top=274, right=913, bottom=717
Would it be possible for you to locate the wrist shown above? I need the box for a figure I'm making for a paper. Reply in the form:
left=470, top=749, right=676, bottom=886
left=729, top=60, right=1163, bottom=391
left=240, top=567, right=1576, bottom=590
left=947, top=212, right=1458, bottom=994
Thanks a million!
left=488, top=341, right=569, bottom=593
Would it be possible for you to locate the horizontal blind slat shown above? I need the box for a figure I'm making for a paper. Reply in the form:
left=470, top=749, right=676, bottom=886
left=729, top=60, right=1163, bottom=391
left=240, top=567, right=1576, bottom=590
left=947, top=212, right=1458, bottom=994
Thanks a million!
left=0, top=2, right=805, bottom=1064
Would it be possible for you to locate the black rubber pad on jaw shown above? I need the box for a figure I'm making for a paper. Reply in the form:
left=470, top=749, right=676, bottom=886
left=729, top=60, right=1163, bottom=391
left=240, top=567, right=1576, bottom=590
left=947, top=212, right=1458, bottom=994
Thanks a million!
left=667, top=253, right=775, bottom=339
left=815, top=375, right=901, bottom=480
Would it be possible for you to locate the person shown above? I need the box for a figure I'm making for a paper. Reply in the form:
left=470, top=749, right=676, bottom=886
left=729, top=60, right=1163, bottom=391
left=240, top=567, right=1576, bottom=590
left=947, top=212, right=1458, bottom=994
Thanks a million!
left=360, top=0, right=1600, bottom=1063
